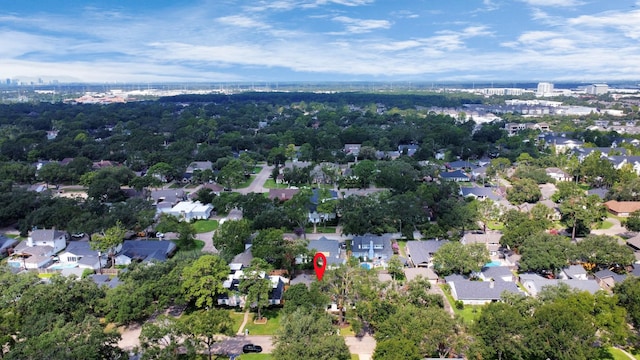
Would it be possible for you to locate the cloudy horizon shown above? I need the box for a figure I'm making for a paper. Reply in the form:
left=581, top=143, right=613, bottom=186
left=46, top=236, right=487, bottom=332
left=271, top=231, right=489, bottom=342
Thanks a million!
left=2, top=0, right=640, bottom=83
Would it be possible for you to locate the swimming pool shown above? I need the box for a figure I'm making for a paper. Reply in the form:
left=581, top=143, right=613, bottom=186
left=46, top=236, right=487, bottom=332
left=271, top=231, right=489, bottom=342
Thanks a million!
left=484, top=261, right=502, bottom=267
left=361, top=263, right=372, bottom=270
left=48, top=263, right=78, bottom=270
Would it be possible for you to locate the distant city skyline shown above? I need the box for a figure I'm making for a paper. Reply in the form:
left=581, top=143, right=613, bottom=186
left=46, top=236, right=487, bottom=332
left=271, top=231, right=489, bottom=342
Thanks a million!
left=2, top=0, right=640, bottom=83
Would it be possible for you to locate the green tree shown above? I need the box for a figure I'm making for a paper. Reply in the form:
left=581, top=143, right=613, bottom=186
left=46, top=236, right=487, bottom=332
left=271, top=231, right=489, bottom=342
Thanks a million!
left=373, top=338, right=421, bottom=360
left=471, top=302, right=526, bottom=360
left=217, top=159, right=247, bottom=189
left=139, top=315, right=183, bottom=360
left=624, top=210, right=640, bottom=232
left=575, top=235, right=635, bottom=271
left=518, top=233, right=573, bottom=274
left=614, top=276, right=640, bottom=330
left=90, top=221, right=126, bottom=269
left=506, top=178, right=541, bottom=204
left=180, top=309, right=234, bottom=360
left=212, top=219, right=252, bottom=262
left=273, top=309, right=350, bottom=360
left=559, top=195, right=606, bottom=239
left=181, top=255, right=229, bottom=309
left=432, top=242, right=489, bottom=276
left=240, top=259, right=273, bottom=321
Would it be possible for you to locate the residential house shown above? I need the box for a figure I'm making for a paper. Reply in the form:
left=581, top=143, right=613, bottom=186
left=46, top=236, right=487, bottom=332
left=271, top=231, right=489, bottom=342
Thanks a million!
left=398, top=144, right=419, bottom=157
left=545, top=167, right=571, bottom=182
left=309, top=188, right=339, bottom=224
left=587, top=188, right=609, bottom=200
left=92, top=160, right=117, bottom=169
left=403, top=267, right=439, bottom=284
left=189, top=183, right=224, bottom=200
left=559, top=265, right=588, bottom=280
left=8, top=229, right=68, bottom=269
left=184, top=161, right=213, bottom=181
left=539, top=200, right=562, bottom=221
left=159, top=201, right=213, bottom=221
left=114, top=240, right=177, bottom=265
left=343, top=144, right=361, bottom=157
left=461, top=232, right=502, bottom=257
left=439, top=170, right=470, bottom=182
left=593, top=269, right=640, bottom=291
left=604, top=200, right=640, bottom=217
left=446, top=160, right=475, bottom=170
left=445, top=274, right=521, bottom=305
left=0, top=235, right=18, bottom=257
left=541, top=134, right=584, bottom=154
left=519, top=273, right=601, bottom=296
left=218, top=263, right=286, bottom=307
left=57, top=241, right=105, bottom=270
left=150, top=189, right=186, bottom=215
left=90, top=274, right=122, bottom=289
left=268, top=188, right=300, bottom=202
left=479, top=266, right=515, bottom=282
left=232, top=246, right=254, bottom=268
left=351, top=234, right=393, bottom=262
left=405, top=240, right=449, bottom=267
left=626, top=234, right=640, bottom=253
left=304, top=237, right=345, bottom=267
left=460, top=186, right=500, bottom=201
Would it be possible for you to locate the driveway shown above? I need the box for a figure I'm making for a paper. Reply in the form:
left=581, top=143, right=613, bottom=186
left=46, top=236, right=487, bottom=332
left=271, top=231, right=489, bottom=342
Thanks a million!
left=238, top=165, right=273, bottom=194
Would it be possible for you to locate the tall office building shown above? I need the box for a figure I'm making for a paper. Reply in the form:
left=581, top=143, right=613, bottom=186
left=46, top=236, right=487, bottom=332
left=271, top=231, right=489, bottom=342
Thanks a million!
left=536, top=82, right=554, bottom=97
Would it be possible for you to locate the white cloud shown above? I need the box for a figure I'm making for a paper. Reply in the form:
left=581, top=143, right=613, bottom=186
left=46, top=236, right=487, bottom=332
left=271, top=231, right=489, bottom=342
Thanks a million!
left=519, top=0, right=584, bottom=7
left=216, top=15, right=271, bottom=29
left=332, top=16, right=391, bottom=33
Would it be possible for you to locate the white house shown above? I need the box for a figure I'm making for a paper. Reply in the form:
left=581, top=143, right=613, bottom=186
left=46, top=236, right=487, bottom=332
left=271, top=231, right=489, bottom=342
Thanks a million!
left=7, top=229, right=67, bottom=269
left=28, top=229, right=67, bottom=253
left=162, top=201, right=213, bottom=221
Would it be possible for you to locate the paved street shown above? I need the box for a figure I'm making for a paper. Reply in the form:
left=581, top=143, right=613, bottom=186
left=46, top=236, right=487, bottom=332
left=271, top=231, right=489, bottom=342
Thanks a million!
left=211, top=334, right=376, bottom=358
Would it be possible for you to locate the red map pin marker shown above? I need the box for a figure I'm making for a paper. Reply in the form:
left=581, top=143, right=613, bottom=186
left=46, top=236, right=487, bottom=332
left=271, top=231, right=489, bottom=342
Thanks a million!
left=313, top=252, right=327, bottom=281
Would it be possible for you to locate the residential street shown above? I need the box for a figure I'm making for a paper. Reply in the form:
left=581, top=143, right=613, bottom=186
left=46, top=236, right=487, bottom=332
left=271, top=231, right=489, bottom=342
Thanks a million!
left=238, top=165, right=273, bottom=194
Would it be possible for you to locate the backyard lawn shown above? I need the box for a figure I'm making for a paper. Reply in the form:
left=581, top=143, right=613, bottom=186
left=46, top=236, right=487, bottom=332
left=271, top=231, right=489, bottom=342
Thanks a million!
left=193, top=220, right=219, bottom=233
left=597, top=220, right=615, bottom=230
left=244, top=308, right=281, bottom=335
left=440, top=284, right=483, bottom=324
left=237, top=354, right=273, bottom=360
left=607, top=347, right=636, bottom=360
left=263, top=179, right=288, bottom=189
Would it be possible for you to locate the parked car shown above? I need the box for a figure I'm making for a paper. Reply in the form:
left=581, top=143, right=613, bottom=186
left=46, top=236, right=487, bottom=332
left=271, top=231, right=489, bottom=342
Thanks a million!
left=242, top=344, right=263, bottom=353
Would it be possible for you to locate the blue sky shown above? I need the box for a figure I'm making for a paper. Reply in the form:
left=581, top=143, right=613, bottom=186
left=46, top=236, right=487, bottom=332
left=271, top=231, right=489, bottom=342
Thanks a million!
left=1, top=0, right=639, bottom=83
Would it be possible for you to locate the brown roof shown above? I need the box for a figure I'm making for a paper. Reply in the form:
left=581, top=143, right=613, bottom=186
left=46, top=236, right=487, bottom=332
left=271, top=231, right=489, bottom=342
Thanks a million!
left=268, top=188, right=300, bottom=201
left=604, top=200, right=640, bottom=214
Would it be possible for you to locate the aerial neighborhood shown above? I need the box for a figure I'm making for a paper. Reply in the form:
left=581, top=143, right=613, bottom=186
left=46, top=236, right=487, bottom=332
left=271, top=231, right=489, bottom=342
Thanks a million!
left=2, top=84, right=640, bottom=359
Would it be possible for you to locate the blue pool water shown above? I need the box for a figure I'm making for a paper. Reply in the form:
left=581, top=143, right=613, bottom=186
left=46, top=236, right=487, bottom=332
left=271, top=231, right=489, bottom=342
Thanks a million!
left=48, top=263, right=78, bottom=270
left=361, top=263, right=372, bottom=270
left=484, top=261, right=502, bottom=267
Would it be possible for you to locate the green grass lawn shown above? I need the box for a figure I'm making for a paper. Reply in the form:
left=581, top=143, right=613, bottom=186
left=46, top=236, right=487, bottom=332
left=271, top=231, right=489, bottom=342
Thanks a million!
left=230, top=311, right=247, bottom=333
left=244, top=308, right=281, bottom=335
left=194, top=240, right=205, bottom=252
left=351, top=355, right=359, bottom=360
left=439, top=284, right=483, bottom=324
left=193, top=220, right=219, bottom=233
left=305, top=226, right=337, bottom=234
left=237, top=175, right=256, bottom=189
left=237, top=354, right=273, bottom=360
left=607, top=347, right=636, bottom=360
left=263, top=179, right=288, bottom=189
left=598, top=220, right=615, bottom=230
left=252, top=166, right=263, bottom=173
left=487, top=221, right=504, bottom=231
left=396, top=240, right=408, bottom=257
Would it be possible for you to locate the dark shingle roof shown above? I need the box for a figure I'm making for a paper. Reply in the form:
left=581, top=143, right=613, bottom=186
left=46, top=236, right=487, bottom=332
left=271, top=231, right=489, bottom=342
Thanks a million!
left=406, top=240, right=449, bottom=266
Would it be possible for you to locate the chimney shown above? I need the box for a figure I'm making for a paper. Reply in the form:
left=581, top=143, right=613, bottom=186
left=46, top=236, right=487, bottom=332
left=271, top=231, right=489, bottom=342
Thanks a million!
left=489, top=280, right=495, bottom=288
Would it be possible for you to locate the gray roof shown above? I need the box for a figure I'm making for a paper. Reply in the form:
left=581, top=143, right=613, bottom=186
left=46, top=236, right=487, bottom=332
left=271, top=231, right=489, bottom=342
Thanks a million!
left=31, top=229, right=66, bottom=242
left=587, top=188, right=609, bottom=200
left=462, top=232, right=502, bottom=244
left=627, top=235, right=640, bottom=251
left=481, top=266, right=513, bottom=280
left=90, top=274, right=122, bottom=289
left=119, top=240, right=176, bottom=263
left=594, top=269, right=628, bottom=284
left=520, top=273, right=602, bottom=294
left=405, top=240, right=449, bottom=266
left=0, top=236, right=18, bottom=253
left=404, top=267, right=438, bottom=281
left=231, top=247, right=253, bottom=268
left=449, top=279, right=520, bottom=301
left=460, top=187, right=500, bottom=200
left=307, top=237, right=345, bottom=266
left=351, top=234, right=393, bottom=260
left=64, top=241, right=99, bottom=257
left=150, top=189, right=185, bottom=204
left=563, top=264, right=587, bottom=279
